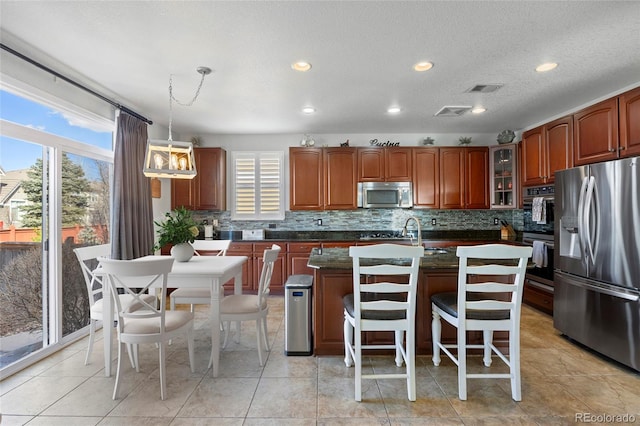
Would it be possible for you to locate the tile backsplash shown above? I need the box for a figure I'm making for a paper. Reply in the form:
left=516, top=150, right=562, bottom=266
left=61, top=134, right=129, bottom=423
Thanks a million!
left=192, top=209, right=524, bottom=233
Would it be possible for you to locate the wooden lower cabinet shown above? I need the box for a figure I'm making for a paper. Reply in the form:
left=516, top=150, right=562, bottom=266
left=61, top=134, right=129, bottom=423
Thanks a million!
left=523, top=279, right=553, bottom=315
left=288, top=242, right=321, bottom=276
left=313, top=268, right=510, bottom=355
left=254, top=242, right=287, bottom=294
left=224, top=241, right=287, bottom=295
left=224, top=242, right=253, bottom=293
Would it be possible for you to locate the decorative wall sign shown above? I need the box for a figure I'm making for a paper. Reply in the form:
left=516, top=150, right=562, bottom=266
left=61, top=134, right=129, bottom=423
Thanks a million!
left=369, top=139, right=400, bottom=147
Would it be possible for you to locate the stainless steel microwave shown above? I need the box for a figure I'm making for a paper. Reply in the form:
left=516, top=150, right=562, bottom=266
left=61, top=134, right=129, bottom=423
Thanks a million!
left=357, top=182, right=413, bottom=208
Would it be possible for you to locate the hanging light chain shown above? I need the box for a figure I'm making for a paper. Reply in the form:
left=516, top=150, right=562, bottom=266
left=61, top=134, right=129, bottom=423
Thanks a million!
left=167, top=67, right=211, bottom=142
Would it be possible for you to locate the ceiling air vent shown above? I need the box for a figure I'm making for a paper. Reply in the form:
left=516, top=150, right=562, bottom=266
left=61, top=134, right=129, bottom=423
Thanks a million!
left=434, top=106, right=472, bottom=117
left=466, top=84, right=503, bottom=93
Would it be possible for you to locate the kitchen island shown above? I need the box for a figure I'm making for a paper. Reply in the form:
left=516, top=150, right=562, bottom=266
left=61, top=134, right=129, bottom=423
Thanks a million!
left=307, top=246, right=516, bottom=355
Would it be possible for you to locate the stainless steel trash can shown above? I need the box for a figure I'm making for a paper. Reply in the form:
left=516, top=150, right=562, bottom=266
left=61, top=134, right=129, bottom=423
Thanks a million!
left=284, top=274, right=313, bottom=356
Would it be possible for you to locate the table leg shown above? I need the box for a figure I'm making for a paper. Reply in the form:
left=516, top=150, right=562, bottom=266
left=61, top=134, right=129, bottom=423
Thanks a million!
left=103, top=287, right=112, bottom=377
left=210, top=278, right=221, bottom=377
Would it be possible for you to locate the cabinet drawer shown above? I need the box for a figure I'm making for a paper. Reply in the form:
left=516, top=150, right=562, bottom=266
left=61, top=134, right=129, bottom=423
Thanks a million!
left=253, top=242, right=284, bottom=253
left=288, top=242, right=321, bottom=253
left=523, top=280, right=553, bottom=315
left=227, top=242, right=253, bottom=254
left=321, top=241, right=354, bottom=249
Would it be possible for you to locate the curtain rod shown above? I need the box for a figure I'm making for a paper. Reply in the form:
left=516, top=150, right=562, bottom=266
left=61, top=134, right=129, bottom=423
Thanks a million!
left=1, top=43, right=153, bottom=125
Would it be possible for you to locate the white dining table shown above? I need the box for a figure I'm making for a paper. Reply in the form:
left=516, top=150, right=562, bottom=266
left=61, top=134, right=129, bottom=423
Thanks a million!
left=99, top=255, right=248, bottom=378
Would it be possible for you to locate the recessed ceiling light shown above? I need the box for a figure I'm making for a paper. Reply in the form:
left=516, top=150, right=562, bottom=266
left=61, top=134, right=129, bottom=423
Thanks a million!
left=292, top=61, right=312, bottom=72
left=413, top=61, right=434, bottom=72
left=387, top=106, right=401, bottom=114
left=536, top=62, right=558, bottom=72
left=302, top=106, right=315, bottom=114
left=471, top=107, right=486, bottom=114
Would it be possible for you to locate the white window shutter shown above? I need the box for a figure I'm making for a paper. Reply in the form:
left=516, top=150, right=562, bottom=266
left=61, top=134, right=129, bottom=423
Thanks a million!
left=232, top=152, right=284, bottom=220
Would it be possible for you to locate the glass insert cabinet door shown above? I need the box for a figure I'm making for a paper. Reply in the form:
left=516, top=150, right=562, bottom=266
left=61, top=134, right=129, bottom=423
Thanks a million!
left=489, top=143, right=518, bottom=209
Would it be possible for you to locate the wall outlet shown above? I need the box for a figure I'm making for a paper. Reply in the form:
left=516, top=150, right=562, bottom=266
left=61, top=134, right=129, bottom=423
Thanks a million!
left=431, top=218, right=437, bottom=226
left=268, top=223, right=277, bottom=229
left=494, top=218, right=499, bottom=225
left=316, top=218, right=323, bottom=226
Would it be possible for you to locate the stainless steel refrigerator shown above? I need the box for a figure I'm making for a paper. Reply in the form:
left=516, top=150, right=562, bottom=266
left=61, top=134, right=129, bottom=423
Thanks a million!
left=554, top=156, right=640, bottom=372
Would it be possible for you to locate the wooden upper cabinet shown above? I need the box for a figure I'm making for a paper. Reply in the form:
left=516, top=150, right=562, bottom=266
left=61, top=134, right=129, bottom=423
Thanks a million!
left=619, top=86, right=640, bottom=158
left=574, top=97, right=619, bottom=166
left=439, top=148, right=465, bottom=209
left=522, top=115, right=573, bottom=186
left=465, top=147, right=489, bottom=209
left=385, top=148, right=412, bottom=181
left=357, top=147, right=412, bottom=181
left=545, top=116, right=573, bottom=183
left=413, top=148, right=439, bottom=208
left=522, top=126, right=546, bottom=186
left=194, top=148, right=226, bottom=210
left=289, top=147, right=323, bottom=210
left=171, top=177, right=193, bottom=210
left=289, top=147, right=356, bottom=210
left=357, top=148, right=385, bottom=181
left=439, top=147, right=488, bottom=209
left=171, top=147, right=226, bottom=210
left=323, top=147, right=357, bottom=209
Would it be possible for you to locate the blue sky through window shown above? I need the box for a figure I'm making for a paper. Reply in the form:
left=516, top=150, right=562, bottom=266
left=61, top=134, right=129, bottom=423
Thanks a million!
left=0, top=89, right=113, bottom=172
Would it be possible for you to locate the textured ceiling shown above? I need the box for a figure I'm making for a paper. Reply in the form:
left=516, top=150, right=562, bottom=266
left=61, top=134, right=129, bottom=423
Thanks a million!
left=1, top=1, right=639, bottom=137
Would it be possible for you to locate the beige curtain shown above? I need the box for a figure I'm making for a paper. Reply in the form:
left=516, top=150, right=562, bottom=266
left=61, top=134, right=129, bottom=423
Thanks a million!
left=111, top=112, right=154, bottom=259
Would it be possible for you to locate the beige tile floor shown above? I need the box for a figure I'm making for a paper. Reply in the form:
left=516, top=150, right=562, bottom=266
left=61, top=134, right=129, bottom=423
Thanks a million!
left=1, top=297, right=639, bottom=425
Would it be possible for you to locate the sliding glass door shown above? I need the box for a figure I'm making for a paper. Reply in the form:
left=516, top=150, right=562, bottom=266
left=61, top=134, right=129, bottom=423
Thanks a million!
left=0, top=138, right=48, bottom=368
left=61, top=152, right=111, bottom=338
left=0, top=87, right=114, bottom=374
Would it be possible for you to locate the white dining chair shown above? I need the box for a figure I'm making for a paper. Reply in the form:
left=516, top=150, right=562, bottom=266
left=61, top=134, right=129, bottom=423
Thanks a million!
left=73, top=244, right=156, bottom=366
left=431, top=244, right=532, bottom=401
left=169, top=239, right=232, bottom=311
left=99, top=256, right=195, bottom=400
left=343, top=243, right=424, bottom=402
left=220, top=244, right=281, bottom=366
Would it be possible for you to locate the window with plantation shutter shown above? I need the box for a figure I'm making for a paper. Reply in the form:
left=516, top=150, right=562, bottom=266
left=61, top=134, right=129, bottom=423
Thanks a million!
left=231, top=151, right=285, bottom=220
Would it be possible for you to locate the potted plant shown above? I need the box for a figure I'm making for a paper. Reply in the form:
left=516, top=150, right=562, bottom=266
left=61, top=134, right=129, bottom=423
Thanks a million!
left=458, top=136, right=472, bottom=145
left=154, top=207, right=200, bottom=261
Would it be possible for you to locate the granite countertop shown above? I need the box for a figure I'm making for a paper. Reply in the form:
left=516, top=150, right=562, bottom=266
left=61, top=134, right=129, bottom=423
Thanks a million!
left=307, top=246, right=461, bottom=269
left=307, top=245, right=529, bottom=270
left=213, top=230, right=518, bottom=243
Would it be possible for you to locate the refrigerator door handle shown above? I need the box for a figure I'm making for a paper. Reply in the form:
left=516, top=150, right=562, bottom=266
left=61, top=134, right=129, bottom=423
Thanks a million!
left=577, top=176, right=589, bottom=265
left=557, top=272, right=640, bottom=301
left=583, top=176, right=597, bottom=264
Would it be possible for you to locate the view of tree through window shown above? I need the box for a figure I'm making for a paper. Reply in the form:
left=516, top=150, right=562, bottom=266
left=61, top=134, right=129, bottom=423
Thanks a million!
left=0, top=88, right=113, bottom=369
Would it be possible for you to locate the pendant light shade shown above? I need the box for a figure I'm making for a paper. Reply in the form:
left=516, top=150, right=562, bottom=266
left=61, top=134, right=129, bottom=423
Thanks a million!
left=142, top=66, right=211, bottom=180
left=143, top=140, right=197, bottom=179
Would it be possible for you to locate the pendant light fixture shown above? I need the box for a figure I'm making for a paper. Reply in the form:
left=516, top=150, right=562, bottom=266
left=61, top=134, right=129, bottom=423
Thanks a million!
left=143, top=66, right=212, bottom=179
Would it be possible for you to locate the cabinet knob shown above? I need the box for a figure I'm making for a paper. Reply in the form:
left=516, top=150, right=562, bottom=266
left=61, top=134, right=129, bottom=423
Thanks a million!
left=609, top=148, right=616, bottom=152
left=619, top=146, right=626, bottom=151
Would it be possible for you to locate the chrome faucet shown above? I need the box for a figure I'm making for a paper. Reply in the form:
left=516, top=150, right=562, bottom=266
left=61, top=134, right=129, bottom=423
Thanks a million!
left=401, top=216, right=422, bottom=246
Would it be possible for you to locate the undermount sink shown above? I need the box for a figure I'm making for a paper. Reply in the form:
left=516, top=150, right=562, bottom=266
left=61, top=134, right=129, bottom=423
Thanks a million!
left=423, top=247, right=448, bottom=255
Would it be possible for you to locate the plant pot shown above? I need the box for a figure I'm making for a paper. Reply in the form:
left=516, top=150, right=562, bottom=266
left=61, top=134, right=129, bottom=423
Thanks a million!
left=170, top=242, right=194, bottom=262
